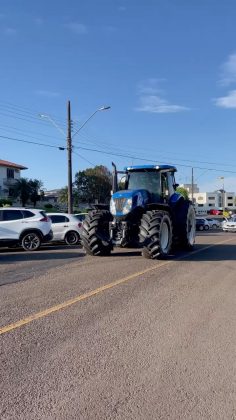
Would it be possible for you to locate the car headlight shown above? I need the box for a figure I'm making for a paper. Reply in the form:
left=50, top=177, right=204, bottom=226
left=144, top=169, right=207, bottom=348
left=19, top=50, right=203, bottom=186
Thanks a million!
left=110, top=198, right=116, bottom=215
left=122, top=198, right=132, bottom=215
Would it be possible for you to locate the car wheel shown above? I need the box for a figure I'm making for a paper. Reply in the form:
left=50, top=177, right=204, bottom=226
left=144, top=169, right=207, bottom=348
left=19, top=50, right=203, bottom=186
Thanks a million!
left=65, top=231, right=80, bottom=245
left=212, top=224, right=217, bottom=229
left=204, top=225, right=209, bottom=230
left=21, top=232, right=41, bottom=251
left=199, top=225, right=204, bottom=231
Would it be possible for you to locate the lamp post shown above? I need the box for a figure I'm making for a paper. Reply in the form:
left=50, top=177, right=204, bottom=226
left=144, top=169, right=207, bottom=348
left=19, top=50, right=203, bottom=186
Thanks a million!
left=218, top=176, right=225, bottom=212
left=39, top=103, right=111, bottom=213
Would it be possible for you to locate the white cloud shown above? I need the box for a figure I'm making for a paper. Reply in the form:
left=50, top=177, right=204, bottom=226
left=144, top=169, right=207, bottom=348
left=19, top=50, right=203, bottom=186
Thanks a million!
left=138, top=78, right=166, bottom=95
left=136, top=95, right=189, bottom=113
left=103, top=25, right=116, bottom=33
left=4, top=27, right=17, bottom=36
left=34, top=18, right=44, bottom=25
left=136, top=79, right=189, bottom=114
left=215, top=90, right=236, bottom=108
left=34, top=90, right=60, bottom=98
left=64, top=22, right=88, bottom=35
left=219, top=53, right=236, bottom=86
left=118, top=6, right=126, bottom=12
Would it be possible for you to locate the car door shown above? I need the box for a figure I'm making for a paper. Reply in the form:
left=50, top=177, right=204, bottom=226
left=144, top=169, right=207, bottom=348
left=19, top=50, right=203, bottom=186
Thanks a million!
left=50, top=215, right=69, bottom=240
left=0, top=209, right=24, bottom=239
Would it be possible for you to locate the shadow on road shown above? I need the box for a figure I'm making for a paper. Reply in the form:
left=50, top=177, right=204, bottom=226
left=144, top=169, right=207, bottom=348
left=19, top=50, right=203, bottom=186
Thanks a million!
left=183, top=243, right=236, bottom=261
left=109, top=243, right=236, bottom=262
left=0, top=247, right=85, bottom=264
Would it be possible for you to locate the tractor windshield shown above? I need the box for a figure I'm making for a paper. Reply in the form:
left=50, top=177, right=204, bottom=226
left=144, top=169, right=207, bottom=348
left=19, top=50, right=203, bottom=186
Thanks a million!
left=126, top=170, right=161, bottom=197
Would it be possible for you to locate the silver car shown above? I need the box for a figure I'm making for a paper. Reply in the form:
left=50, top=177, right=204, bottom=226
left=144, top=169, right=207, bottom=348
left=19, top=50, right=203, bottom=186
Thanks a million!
left=222, top=217, right=236, bottom=232
left=47, top=213, right=82, bottom=245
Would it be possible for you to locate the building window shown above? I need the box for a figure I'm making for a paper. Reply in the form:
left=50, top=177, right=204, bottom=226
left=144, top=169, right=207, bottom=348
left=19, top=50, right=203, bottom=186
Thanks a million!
left=208, top=197, right=215, bottom=200
left=208, top=204, right=213, bottom=207
left=7, top=168, right=14, bottom=179
left=198, top=204, right=204, bottom=207
left=228, top=204, right=233, bottom=207
left=227, top=196, right=233, bottom=200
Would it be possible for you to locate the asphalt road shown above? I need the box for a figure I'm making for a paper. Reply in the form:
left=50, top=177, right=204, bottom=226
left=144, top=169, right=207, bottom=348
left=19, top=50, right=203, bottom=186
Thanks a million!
left=1, top=231, right=236, bottom=419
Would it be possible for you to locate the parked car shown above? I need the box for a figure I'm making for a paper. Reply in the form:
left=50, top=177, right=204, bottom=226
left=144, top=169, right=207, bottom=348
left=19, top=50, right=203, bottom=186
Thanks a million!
left=74, top=213, right=88, bottom=223
left=0, top=208, right=52, bottom=251
left=222, top=216, right=236, bottom=232
left=47, top=213, right=82, bottom=245
left=209, top=209, right=223, bottom=215
left=196, top=218, right=210, bottom=231
left=205, top=218, right=221, bottom=229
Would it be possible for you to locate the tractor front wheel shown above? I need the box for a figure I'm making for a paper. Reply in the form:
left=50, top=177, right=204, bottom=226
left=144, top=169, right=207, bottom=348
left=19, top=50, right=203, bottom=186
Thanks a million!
left=139, top=210, right=173, bottom=259
left=81, top=210, right=113, bottom=256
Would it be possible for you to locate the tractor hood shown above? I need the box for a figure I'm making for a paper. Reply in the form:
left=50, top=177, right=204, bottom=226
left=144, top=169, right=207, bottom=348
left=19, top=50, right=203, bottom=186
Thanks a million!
left=110, top=189, right=149, bottom=216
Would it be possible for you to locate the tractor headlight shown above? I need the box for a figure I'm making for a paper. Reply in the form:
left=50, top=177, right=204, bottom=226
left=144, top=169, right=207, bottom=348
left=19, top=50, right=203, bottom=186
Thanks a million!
left=123, top=198, right=132, bottom=215
left=110, top=198, right=116, bottom=215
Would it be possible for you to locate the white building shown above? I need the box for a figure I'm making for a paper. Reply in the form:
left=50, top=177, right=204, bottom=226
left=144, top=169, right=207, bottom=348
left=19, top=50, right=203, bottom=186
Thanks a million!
left=193, top=191, right=235, bottom=214
left=180, top=182, right=235, bottom=214
left=0, top=159, right=27, bottom=199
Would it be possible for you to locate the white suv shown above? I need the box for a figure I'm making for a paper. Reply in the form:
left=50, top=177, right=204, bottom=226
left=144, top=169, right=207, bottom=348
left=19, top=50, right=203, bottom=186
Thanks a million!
left=0, top=208, right=53, bottom=251
left=47, top=213, right=82, bottom=245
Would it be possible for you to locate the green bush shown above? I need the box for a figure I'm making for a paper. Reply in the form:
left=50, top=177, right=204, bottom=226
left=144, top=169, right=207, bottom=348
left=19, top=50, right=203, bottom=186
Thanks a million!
left=0, top=199, right=12, bottom=207
left=44, top=203, right=53, bottom=209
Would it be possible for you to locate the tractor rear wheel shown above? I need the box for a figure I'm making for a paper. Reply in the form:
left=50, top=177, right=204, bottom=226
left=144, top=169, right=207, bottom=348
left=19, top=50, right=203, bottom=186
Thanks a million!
left=81, top=210, right=113, bottom=256
left=175, top=201, right=196, bottom=250
left=139, top=210, right=173, bottom=259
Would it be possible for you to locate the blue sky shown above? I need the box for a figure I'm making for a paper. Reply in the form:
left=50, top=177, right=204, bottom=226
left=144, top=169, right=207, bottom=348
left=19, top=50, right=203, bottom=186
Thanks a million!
left=1, top=0, right=236, bottom=193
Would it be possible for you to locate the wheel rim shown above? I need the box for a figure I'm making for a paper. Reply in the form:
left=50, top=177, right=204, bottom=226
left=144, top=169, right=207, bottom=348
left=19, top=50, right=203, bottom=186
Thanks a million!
left=66, top=232, right=78, bottom=244
left=160, top=222, right=170, bottom=252
left=23, top=233, right=40, bottom=250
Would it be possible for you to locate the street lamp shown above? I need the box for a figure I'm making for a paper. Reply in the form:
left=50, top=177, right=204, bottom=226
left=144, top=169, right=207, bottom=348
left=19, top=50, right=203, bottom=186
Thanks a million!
left=39, top=103, right=111, bottom=213
left=38, top=114, right=66, bottom=137
left=218, top=176, right=225, bottom=212
left=72, top=106, right=111, bottom=138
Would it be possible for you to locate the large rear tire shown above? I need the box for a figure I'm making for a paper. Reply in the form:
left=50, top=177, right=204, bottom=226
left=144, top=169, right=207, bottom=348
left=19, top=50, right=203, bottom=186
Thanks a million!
left=81, top=210, right=113, bottom=256
left=176, top=201, right=196, bottom=250
left=139, top=210, right=173, bottom=259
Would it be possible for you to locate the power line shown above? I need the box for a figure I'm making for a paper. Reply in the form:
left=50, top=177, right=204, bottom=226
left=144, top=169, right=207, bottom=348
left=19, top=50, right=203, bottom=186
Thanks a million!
left=1, top=99, right=236, bottom=170
left=73, top=150, right=96, bottom=167
left=2, top=133, right=236, bottom=175
left=0, top=134, right=65, bottom=150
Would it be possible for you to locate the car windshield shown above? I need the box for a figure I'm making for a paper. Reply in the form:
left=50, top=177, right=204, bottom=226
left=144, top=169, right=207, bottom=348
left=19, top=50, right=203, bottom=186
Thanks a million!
left=126, top=171, right=161, bottom=196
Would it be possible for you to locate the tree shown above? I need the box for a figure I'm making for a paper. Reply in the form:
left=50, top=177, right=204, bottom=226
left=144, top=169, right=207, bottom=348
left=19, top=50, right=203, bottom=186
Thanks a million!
left=74, top=165, right=112, bottom=204
left=176, top=186, right=189, bottom=200
left=58, top=186, right=68, bottom=205
left=29, top=179, right=43, bottom=207
left=12, top=178, right=32, bottom=207
left=12, top=178, right=43, bottom=207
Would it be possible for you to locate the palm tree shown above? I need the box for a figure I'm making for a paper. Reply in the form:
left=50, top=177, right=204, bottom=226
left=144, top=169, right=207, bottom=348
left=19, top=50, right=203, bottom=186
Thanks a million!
left=29, top=179, right=43, bottom=207
left=12, top=178, right=31, bottom=207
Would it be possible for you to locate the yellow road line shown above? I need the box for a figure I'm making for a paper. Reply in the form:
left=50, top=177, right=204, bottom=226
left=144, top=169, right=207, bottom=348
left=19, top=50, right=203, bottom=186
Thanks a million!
left=0, top=237, right=234, bottom=336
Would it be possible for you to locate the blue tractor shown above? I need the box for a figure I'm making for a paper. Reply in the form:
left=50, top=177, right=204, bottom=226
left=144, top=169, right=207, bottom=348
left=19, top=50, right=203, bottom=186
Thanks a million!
left=81, top=163, right=196, bottom=259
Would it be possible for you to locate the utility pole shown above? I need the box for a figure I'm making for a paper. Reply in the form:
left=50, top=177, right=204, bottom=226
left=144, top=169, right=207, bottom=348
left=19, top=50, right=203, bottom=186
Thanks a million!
left=67, top=100, right=73, bottom=214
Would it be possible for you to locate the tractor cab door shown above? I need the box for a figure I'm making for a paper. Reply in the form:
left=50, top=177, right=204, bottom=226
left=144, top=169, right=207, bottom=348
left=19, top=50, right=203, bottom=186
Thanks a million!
left=161, top=172, right=169, bottom=203
left=161, top=171, right=176, bottom=203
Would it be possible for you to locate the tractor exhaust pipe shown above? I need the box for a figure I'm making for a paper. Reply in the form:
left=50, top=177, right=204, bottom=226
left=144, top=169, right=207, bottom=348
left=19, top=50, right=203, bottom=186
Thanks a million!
left=112, top=162, right=118, bottom=193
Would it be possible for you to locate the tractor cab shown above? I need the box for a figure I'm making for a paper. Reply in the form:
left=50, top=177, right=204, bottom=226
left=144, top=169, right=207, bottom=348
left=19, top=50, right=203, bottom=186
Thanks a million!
left=110, top=164, right=179, bottom=217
